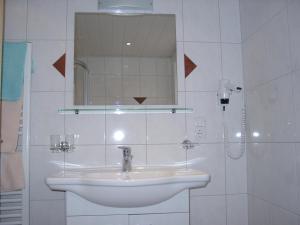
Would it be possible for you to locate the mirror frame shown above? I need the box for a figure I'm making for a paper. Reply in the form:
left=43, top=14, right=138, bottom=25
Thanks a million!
left=65, top=4, right=185, bottom=109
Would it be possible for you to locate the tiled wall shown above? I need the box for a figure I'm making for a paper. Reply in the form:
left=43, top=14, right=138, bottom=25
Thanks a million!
left=240, top=0, right=300, bottom=224
left=4, top=0, right=246, bottom=225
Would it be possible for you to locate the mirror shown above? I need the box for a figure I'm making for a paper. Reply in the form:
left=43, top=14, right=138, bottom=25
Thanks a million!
left=74, top=13, right=177, bottom=106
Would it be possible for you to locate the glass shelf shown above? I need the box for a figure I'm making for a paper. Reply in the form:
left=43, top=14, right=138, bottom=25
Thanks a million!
left=58, top=106, right=193, bottom=115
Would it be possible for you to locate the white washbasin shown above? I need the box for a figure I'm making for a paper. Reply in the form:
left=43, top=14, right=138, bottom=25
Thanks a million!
left=46, top=167, right=210, bottom=207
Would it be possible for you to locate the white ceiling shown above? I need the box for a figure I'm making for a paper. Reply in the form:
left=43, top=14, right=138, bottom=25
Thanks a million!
left=75, top=13, right=176, bottom=58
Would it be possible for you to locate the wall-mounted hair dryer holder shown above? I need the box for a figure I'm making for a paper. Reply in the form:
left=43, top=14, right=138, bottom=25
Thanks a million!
left=217, top=79, right=242, bottom=111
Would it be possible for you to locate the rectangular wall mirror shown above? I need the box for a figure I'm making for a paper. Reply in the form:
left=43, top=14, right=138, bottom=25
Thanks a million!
left=74, top=13, right=177, bottom=106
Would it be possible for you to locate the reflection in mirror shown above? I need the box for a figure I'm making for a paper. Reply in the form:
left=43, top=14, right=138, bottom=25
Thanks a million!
left=74, top=13, right=177, bottom=106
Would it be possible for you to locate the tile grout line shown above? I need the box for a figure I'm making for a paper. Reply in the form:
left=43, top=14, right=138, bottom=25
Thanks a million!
left=240, top=3, right=289, bottom=44
left=248, top=193, right=300, bottom=217
left=217, top=1, right=229, bottom=224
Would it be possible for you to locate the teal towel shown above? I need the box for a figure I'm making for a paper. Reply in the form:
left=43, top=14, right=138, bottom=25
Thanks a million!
left=1, top=42, right=27, bottom=101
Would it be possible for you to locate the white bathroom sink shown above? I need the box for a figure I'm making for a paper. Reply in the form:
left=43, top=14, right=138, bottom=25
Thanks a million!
left=46, top=167, right=210, bottom=207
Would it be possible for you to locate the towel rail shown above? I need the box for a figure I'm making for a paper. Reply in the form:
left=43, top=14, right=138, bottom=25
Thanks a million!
left=0, top=207, right=22, bottom=211
left=0, top=112, right=23, bottom=225
left=0, top=192, right=21, bottom=196
left=0, top=222, right=22, bottom=225
left=1, top=42, right=31, bottom=225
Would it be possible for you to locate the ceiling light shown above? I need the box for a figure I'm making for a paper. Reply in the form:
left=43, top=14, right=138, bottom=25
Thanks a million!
left=126, top=42, right=132, bottom=46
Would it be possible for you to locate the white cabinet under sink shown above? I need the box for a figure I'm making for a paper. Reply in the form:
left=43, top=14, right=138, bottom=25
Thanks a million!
left=129, top=213, right=189, bottom=225
left=66, top=191, right=189, bottom=225
left=67, top=214, right=188, bottom=225
left=46, top=167, right=210, bottom=225
left=68, top=215, right=129, bottom=225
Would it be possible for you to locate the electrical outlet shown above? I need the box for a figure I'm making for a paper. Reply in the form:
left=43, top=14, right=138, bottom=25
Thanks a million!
left=194, top=117, right=207, bottom=139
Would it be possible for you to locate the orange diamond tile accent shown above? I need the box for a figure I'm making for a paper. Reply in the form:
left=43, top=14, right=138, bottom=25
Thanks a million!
left=184, top=54, right=197, bottom=78
left=53, top=53, right=66, bottom=77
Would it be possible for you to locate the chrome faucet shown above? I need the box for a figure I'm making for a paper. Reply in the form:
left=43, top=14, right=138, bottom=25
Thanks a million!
left=118, top=146, right=133, bottom=172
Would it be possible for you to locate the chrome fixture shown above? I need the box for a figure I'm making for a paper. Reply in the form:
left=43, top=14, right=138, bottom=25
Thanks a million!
left=118, top=146, right=133, bottom=172
left=98, top=0, right=153, bottom=13
left=50, top=134, right=75, bottom=153
left=217, top=79, right=242, bottom=111
left=181, top=139, right=198, bottom=150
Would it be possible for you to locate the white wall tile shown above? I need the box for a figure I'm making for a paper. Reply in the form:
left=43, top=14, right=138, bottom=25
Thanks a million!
left=226, top=143, right=247, bottom=194
left=248, top=195, right=299, bottom=225
left=242, top=28, right=267, bottom=90
left=190, top=195, right=226, bottom=225
left=269, top=204, right=298, bottom=225
left=123, top=76, right=140, bottom=97
left=31, top=40, right=66, bottom=92
left=30, top=200, right=66, bottom=225
left=106, top=75, right=123, bottom=97
left=65, top=145, right=106, bottom=168
left=140, top=76, right=157, bottom=98
left=65, top=40, right=74, bottom=92
left=248, top=195, right=270, bottom=225
left=247, top=143, right=298, bottom=213
left=65, top=114, right=105, bottom=145
left=146, top=113, right=186, bottom=144
left=188, top=144, right=225, bottom=196
left=292, top=71, right=300, bottom=141
left=221, top=44, right=243, bottom=85
left=123, top=57, right=140, bottom=75
left=156, top=58, right=172, bottom=76
left=185, top=42, right=222, bottom=91
left=90, top=96, right=107, bottom=105
left=106, top=114, right=146, bottom=145
left=246, top=75, right=296, bottom=143
left=219, top=0, right=241, bottom=43
left=243, top=10, right=291, bottom=89
left=30, top=146, right=65, bottom=201
left=227, top=194, right=248, bottom=225
left=87, top=57, right=105, bottom=74
left=288, top=0, right=300, bottom=71
left=4, top=0, right=27, bottom=40
left=156, top=76, right=173, bottom=97
left=147, top=144, right=186, bottom=166
left=186, top=92, right=223, bottom=143
left=27, top=0, right=67, bottom=40
left=30, top=92, right=65, bottom=145
left=140, top=58, right=156, bottom=76
left=239, top=0, right=288, bottom=41
left=66, top=0, right=101, bottom=40
left=153, top=0, right=183, bottom=42
left=89, top=75, right=106, bottom=98
left=294, top=143, right=300, bottom=215
left=105, top=57, right=122, bottom=75
left=183, top=0, right=220, bottom=42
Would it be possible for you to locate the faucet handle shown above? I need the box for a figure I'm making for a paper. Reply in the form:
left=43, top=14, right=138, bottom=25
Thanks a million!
left=118, top=146, right=132, bottom=157
left=118, top=146, right=131, bottom=151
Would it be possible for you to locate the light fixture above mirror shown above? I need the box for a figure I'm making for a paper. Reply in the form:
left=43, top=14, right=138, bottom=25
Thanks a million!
left=98, top=0, right=153, bottom=13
